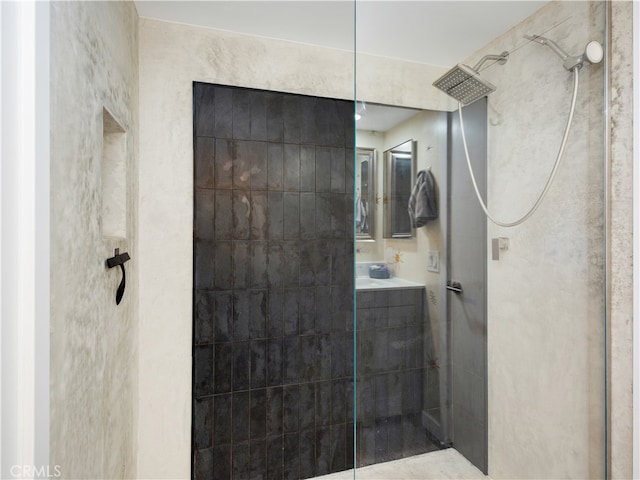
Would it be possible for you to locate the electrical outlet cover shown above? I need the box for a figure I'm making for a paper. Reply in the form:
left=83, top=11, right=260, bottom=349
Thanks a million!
left=427, top=251, right=440, bottom=273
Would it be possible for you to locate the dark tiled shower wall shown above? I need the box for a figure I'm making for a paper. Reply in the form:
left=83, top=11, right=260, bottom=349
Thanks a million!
left=355, top=287, right=440, bottom=466
left=192, top=83, right=355, bottom=480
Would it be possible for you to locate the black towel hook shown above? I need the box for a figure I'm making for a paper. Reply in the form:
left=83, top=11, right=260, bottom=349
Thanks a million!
left=106, top=248, right=130, bottom=305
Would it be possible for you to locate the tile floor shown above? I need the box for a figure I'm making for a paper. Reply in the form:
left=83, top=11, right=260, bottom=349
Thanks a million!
left=315, top=448, right=489, bottom=480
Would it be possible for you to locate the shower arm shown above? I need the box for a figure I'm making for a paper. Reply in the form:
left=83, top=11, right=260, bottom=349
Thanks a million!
left=473, top=51, right=509, bottom=71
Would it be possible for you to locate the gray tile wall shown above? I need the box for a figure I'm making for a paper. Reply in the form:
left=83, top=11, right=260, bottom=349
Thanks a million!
left=355, top=287, right=441, bottom=466
left=192, top=83, right=355, bottom=480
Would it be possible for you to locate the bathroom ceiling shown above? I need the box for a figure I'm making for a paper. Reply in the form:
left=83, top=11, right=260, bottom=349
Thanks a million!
left=134, top=0, right=548, bottom=67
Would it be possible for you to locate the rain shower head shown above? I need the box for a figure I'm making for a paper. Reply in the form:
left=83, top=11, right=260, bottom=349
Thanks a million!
left=432, top=51, right=509, bottom=106
left=432, top=64, right=497, bottom=106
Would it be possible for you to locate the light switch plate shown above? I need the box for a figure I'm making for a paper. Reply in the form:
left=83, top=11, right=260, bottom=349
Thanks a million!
left=427, top=251, right=440, bottom=273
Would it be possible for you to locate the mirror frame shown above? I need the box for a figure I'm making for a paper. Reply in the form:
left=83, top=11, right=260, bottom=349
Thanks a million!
left=383, top=139, right=416, bottom=239
left=356, top=147, right=376, bottom=241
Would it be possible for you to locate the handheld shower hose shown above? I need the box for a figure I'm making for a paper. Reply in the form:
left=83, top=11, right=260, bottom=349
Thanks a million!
left=459, top=61, right=580, bottom=227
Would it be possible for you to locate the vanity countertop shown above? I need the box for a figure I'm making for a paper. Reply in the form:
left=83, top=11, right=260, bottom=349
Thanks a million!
left=355, top=276, right=424, bottom=290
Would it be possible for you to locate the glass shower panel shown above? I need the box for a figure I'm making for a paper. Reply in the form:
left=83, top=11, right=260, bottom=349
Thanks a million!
left=354, top=1, right=607, bottom=479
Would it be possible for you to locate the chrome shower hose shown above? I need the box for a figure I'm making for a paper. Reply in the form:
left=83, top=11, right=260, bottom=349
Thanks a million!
left=458, top=67, right=580, bottom=228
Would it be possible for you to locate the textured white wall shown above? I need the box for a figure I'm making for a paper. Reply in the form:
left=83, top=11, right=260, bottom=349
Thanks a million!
left=50, top=2, right=139, bottom=478
left=609, top=2, right=635, bottom=479
left=469, top=2, right=607, bottom=478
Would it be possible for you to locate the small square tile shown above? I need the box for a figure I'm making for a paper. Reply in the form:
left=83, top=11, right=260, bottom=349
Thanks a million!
left=250, top=340, right=267, bottom=389
left=193, top=82, right=215, bottom=136
left=231, top=442, right=250, bottom=479
left=232, top=89, right=251, bottom=140
left=356, top=375, right=375, bottom=425
left=194, top=345, right=213, bottom=397
left=232, top=241, right=249, bottom=289
left=249, top=92, right=268, bottom=141
left=266, top=339, right=283, bottom=386
left=211, top=445, right=231, bottom=480
left=299, top=288, right=315, bottom=334
left=213, top=86, right=233, bottom=139
left=250, top=389, right=267, bottom=439
left=213, top=241, right=232, bottom=290
left=232, top=341, right=250, bottom=391
left=193, top=447, right=213, bottom=480
left=374, top=373, right=389, bottom=419
left=266, top=93, right=284, bottom=143
left=330, top=147, right=346, bottom=193
left=232, top=190, right=250, bottom=239
left=284, top=144, right=300, bottom=191
left=315, top=426, right=331, bottom=476
left=213, top=343, right=232, bottom=394
left=299, top=429, right=316, bottom=479
left=283, top=290, right=299, bottom=335
left=232, top=391, right=250, bottom=442
left=213, top=393, right=232, bottom=445
left=283, top=96, right=301, bottom=144
left=194, top=291, right=214, bottom=345
left=267, top=289, right=284, bottom=337
left=388, top=372, right=403, bottom=417
left=300, top=194, right=316, bottom=241
left=315, top=147, right=331, bottom=192
left=374, top=417, right=390, bottom=463
left=283, top=336, right=300, bottom=384
left=388, top=327, right=404, bottom=371
left=213, top=291, right=233, bottom=343
left=266, top=435, right=284, bottom=480
left=317, top=334, right=332, bottom=380
left=282, top=385, right=300, bottom=433
left=282, top=241, right=300, bottom=287
left=300, top=146, right=316, bottom=192
left=283, top=433, right=300, bottom=479
left=402, top=369, right=423, bottom=414
left=249, top=290, right=267, bottom=339
left=267, top=144, right=284, bottom=191
left=266, top=387, right=283, bottom=437
left=316, top=381, right=331, bottom=427
left=250, top=241, right=268, bottom=289
left=299, top=335, right=316, bottom=383
left=194, top=241, right=214, bottom=290
left=193, top=397, right=212, bottom=449
left=249, top=440, right=267, bottom=479
left=232, top=291, right=250, bottom=341
left=331, top=378, right=346, bottom=425
left=283, top=193, right=300, bottom=239
left=330, top=423, right=346, bottom=472
left=194, top=189, right=215, bottom=241
left=214, top=139, right=234, bottom=189
left=267, top=242, right=283, bottom=288
left=299, top=383, right=315, bottom=431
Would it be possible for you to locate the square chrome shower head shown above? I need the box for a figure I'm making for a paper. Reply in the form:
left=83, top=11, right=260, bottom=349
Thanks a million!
left=433, top=64, right=497, bottom=106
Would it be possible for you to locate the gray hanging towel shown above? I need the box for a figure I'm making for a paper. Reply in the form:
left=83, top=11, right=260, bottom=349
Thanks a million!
left=408, top=169, right=438, bottom=228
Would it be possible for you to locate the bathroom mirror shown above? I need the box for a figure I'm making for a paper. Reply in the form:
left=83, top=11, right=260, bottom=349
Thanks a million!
left=356, top=147, right=376, bottom=240
left=383, top=139, right=415, bottom=238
